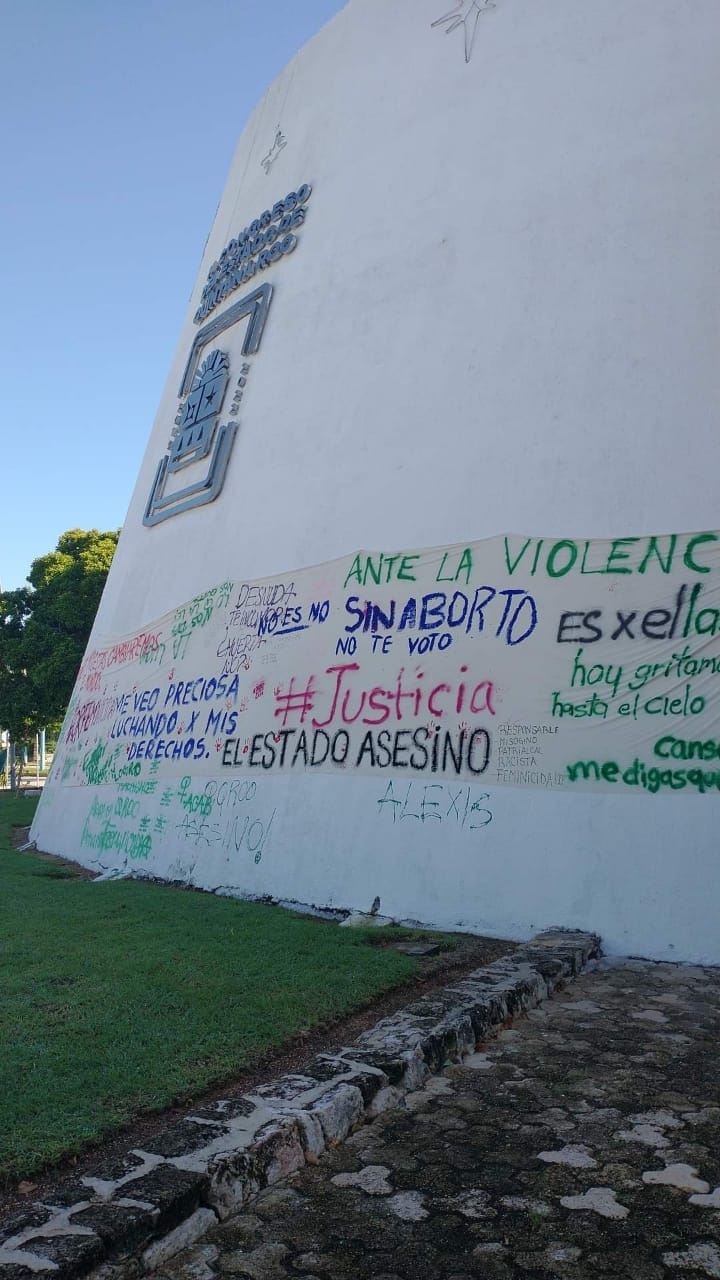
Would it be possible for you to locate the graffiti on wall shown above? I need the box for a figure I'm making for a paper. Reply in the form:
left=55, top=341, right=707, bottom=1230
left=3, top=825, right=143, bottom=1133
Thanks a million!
left=74, top=768, right=275, bottom=878
left=50, top=529, right=720, bottom=808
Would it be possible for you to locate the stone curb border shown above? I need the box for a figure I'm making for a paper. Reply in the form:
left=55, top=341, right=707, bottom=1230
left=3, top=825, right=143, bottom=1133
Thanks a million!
left=0, top=928, right=600, bottom=1280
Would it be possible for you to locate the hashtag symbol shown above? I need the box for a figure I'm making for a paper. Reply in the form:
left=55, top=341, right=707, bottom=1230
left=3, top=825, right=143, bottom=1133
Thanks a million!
left=273, top=676, right=316, bottom=727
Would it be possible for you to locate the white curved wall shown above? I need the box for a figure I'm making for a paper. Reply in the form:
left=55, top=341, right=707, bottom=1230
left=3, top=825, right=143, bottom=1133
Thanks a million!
left=32, top=0, right=720, bottom=961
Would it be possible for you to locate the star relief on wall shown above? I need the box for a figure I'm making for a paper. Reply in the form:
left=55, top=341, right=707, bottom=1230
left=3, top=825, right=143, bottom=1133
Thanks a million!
left=261, top=129, right=287, bottom=175
left=431, top=0, right=497, bottom=64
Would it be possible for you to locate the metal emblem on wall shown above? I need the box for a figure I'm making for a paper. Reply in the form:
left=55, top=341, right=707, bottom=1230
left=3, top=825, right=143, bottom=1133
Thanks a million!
left=143, top=184, right=312, bottom=528
left=143, top=285, right=273, bottom=526
left=143, top=348, right=235, bottom=526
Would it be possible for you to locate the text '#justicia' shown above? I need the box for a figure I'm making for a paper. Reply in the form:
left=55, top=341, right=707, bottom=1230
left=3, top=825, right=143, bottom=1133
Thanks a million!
left=272, top=662, right=497, bottom=729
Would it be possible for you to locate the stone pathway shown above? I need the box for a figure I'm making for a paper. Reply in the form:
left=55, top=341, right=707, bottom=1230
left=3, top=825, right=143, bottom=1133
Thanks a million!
left=1, top=932, right=594, bottom=1280
left=149, top=958, right=720, bottom=1280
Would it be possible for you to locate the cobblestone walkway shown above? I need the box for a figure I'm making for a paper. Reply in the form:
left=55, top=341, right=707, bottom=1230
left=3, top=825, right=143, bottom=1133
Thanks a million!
left=150, top=958, right=720, bottom=1280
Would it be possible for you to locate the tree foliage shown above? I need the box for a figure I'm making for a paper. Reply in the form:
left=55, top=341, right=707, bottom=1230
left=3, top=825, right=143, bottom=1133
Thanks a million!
left=0, top=529, right=119, bottom=741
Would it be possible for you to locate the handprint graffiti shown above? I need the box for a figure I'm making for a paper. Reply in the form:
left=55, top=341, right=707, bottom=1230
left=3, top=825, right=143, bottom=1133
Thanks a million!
left=431, top=0, right=496, bottom=64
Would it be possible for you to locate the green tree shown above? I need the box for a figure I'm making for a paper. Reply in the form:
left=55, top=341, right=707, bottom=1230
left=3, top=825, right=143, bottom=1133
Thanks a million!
left=0, top=586, right=36, bottom=747
left=0, top=528, right=119, bottom=744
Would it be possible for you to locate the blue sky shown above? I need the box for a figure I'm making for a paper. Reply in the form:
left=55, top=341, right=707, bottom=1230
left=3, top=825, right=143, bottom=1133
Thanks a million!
left=0, top=0, right=343, bottom=590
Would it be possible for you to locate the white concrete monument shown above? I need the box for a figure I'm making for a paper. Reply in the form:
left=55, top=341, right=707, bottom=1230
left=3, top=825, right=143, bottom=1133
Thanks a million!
left=32, top=0, right=720, bottom=962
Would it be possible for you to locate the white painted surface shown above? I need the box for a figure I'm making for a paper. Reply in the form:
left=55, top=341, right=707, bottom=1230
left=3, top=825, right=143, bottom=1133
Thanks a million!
left=32, top=0, right=720, bottom=962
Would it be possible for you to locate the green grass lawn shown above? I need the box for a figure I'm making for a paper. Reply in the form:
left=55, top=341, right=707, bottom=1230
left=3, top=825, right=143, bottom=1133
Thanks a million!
left=0, top=792, right=421, bottom=1185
